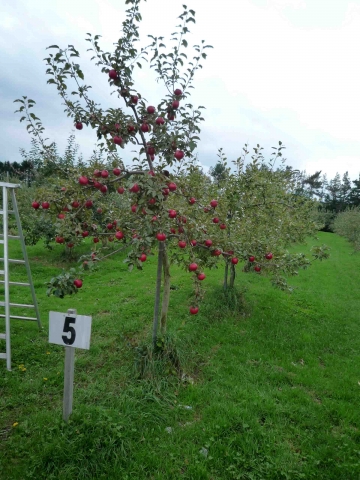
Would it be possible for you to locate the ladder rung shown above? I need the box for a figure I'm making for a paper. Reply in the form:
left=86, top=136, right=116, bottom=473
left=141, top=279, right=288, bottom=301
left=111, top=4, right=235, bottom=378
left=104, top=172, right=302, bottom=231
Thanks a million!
left=0, top=210, right=15, bottom=214
left=0, top=302, right=35, bottom=308
left=0, top=281, right=30, bottom=286
left=0, top=241, right=3, bottom=244
left=0, top=314, right=37, bottom=321
left=0, top=235, right=20, bottom=239
left=0, top=353, right=7, bottom=359
left=0, top=333, right=6, bottom=340
left=0, top=271, right=4, bottom=275
left=0, top=259, right=25, bottom=264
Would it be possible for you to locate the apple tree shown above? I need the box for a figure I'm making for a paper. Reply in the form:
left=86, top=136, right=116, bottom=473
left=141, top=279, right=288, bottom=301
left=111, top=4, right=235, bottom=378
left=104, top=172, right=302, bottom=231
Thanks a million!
left=14, top=0, right=329, bottom=348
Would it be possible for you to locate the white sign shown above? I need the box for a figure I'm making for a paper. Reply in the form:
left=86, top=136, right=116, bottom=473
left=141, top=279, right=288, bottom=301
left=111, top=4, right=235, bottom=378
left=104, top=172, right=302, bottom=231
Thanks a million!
left=49, top=311, right=92, bottom=350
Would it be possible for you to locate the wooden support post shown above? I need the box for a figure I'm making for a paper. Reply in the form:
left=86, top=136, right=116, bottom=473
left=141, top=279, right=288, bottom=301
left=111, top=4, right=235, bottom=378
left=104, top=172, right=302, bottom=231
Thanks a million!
left=63, top=308, right=76, bottom=422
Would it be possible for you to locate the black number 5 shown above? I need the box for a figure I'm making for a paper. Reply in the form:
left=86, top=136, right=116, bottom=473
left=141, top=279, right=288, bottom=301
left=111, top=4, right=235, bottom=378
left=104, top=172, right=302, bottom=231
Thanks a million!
left=62, top=316, right=76, bottom=345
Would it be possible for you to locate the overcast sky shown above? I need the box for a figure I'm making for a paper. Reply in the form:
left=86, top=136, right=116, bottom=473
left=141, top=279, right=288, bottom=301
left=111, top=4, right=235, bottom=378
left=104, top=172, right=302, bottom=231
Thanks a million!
left=1, top=0, right=360, bottom=179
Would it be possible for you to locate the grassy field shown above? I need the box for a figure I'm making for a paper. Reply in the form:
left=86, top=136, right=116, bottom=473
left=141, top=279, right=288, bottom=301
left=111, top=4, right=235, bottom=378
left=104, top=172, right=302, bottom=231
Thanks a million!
left=0, top=232, right=360, bottom=479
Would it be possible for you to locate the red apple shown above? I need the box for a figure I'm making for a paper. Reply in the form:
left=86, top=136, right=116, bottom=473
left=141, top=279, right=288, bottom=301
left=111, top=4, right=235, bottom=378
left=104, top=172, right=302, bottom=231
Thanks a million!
left=57, top=213, right=65, bottom=220
left=189, top=306, right=199, bottom=315
left=249, top=256, right=255, bottom=262
left=156, top=233, right=166, bottom=241
left=265, top=253, right=273, bottom=260
left=155, top=117, right=165, bottom=125
left=85, top=200, right=93, bottom=209
left=55, top=236, right=64, bottom=244
left=107, top=223, right=114, bottom=230
left=93, top=237, right=99, bottom=243
left=113, top=136, right=122, bottom=146
left=96, top=208, right=103, bottom=214
left=148, top=198, right=156, bottom=205
left=189, top=197, right=196, bottom=205
left=94, top=181, right=102, bottom=189
left=174, top=150, right=184, bottom=160
left=197, top=273, right=206, bottom=281
left=231, top=257, right=239, bottom=265
left=212, top=249, right=222, bottom=256
left=42, top=202, right=50, bottom=209
left=151, top=215, right=158, bottom=222
left=71, top=201, right=80, bottom=208
left=79, top=176, right=88, bottom=185
left=131, top=205, right=138, bottom=213
left=113, top=167, right=121, bottom=176
left=127, top=124, right=135, bottom=133
left=115, top=231, right=124, bottom=240
left=162, top=188, right=170, bottom=196
left=148, top=170, right=155, bottom=176
left=178, top=227, right=184, bottom=234
left=190, top=240, right=197, bottom=247
left=75, top=122, right=83, bottom=130
left=168, top=209, right=177, bottom=219
left=168, top=182, right=177, bottom=192
left=213, top=217, right=219, bottom=224
left=100, top=185, right=108, bottom=193
left=117, top=186, right=125, bottom=194
left=147, top=145, right=155, bottom=156
left=204, top=239, right=213, bottom=247
left=32, top=201, right=40, bottom=209
left=129, top=183, right=140, bottom=193
left=141, top=123, right=149, bottom=133
left=189, top=263, right=198, bottom=272
left=167, top=113, right=175, bottom=120
left=147, top=105, right=155, bottom=114
left=108, top=69, right=117, bottom=79
left=174, top=88, right=182, bottom=96
left=203, top=207, right=210, bottom=213
left=255, top=265, right=261, bottom=272
left=170, top=228, right=176, bottom=234
left=178, top=241, right=187, bottom=249
left=139, top=253, right=147, bottom=262
left=130, top=95, right=138, bottom=104
left=210, top=199, right=218, bottom=208
left=220, top=224, right=226, bottom=230
left=67, top=243, right=74, bottom=249
left=74, top=279, right=83, bottom=288
left=101, top=170, right=109, bottom=178
left=93, top=169, right=101, bottom=177
left=172, top=100, right=180, bottom=109
left=82, top=231, right=89, bottom=237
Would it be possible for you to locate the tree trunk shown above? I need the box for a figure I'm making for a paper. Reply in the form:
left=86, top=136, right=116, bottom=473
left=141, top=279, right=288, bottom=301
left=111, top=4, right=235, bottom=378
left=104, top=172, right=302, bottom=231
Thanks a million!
left=160, top=246, right=171, bottom=336
left=152, top=241, right=164, bottom=347
left=223, top=261, right=229, bottom=290
left=229, top=263, right=236, bottom=288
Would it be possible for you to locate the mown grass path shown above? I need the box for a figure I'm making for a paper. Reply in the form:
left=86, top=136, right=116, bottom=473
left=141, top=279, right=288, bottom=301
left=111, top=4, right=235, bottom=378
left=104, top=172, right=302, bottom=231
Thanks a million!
left=0, top=232, right=359, bottom=479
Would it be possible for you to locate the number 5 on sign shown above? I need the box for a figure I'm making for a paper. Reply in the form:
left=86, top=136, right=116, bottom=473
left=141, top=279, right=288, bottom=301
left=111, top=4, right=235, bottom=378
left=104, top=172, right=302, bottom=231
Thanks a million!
left=49, top=311, right=92, bottom=349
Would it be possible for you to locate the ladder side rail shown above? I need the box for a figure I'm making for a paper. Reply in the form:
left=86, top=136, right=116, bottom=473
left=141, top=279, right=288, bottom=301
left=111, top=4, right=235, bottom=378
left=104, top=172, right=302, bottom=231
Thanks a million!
left=3, top=186, right=11, bottom=370
left=11, top=189, right=42, bottom=330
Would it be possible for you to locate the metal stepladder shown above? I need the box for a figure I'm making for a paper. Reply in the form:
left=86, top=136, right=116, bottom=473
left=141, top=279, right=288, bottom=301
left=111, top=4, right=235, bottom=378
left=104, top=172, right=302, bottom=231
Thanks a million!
left=0, top=182, right=42, bottom=371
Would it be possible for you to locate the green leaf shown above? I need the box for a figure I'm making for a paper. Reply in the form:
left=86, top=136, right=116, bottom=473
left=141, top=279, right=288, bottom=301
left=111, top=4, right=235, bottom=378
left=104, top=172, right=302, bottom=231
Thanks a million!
left=76, top=69, right=84, bottom=80
left=47, top=45, right=59, bottom=49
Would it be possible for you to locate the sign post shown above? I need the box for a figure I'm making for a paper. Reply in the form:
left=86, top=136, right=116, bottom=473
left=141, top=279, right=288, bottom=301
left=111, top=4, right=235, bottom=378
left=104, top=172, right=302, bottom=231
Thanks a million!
left=49, top=309, right=92, bottom=422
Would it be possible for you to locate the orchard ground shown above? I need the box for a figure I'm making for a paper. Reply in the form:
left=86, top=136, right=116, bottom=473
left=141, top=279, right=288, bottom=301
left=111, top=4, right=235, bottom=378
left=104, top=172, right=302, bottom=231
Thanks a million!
left=0, top=232, right=359, bottom=479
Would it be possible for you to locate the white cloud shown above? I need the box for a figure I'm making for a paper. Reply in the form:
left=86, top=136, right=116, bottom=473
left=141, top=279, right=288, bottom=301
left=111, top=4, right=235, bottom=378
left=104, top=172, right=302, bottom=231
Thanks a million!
left=1, top=0, right=360, bottom=181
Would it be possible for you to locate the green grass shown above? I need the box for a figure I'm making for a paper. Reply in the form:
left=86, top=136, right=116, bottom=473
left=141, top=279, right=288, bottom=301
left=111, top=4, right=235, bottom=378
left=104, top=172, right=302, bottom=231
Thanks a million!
left=1, top=232, right=360, bottom=479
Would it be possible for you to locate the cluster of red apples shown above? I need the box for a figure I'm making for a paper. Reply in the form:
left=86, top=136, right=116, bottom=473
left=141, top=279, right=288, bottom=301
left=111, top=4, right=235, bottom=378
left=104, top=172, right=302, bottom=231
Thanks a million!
left=32, top=167, right=274, bottom=310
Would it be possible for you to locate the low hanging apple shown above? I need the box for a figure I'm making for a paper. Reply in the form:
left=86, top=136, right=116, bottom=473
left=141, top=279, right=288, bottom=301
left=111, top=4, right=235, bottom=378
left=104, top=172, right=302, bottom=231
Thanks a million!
left=73, top=279, right=83, bottom=288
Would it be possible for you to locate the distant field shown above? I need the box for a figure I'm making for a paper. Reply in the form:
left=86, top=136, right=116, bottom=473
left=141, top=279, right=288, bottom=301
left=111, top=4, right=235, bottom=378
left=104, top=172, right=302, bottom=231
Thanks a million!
left=0, top=232, right=359, bottom=479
